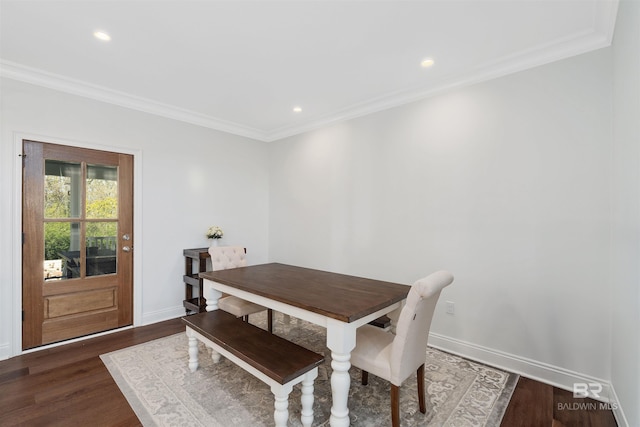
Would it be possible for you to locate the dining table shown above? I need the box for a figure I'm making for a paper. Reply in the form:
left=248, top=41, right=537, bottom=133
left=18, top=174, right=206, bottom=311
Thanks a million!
left=200, top=262, right=409, bottom=427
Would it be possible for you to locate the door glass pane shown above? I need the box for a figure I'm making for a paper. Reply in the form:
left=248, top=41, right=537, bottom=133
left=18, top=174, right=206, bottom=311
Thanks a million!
left=44, top=160, right=81, bottom=219
left=86, top=164, right=118, bottom=219
left=45, top=221, right=81, bottom=280
left=86, top=222, right=117, bottom=277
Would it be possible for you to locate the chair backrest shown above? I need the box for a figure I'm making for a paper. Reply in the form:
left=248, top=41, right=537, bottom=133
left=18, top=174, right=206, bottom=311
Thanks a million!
left=208, top=246, right=247, bottom=271
left=389, top=270, right=454, bottom=385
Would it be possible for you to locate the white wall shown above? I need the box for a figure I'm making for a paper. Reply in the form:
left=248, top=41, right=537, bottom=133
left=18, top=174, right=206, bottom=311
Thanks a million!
left=0, top=78, right=269, bottom=358
left=611, top=1, right=640, bottom=425
left=1, top=10, right=636, bottom=424
left=269, top=47, right=615, bottom=394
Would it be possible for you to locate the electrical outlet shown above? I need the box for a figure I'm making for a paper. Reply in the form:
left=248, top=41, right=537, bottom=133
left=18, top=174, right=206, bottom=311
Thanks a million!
left=446, top=301, right=455, bottom=315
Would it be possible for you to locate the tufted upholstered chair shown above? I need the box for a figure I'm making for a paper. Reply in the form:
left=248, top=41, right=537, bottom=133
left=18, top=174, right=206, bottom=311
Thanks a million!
left=350, top=270, right=454, bottom=427
left=208, top=246, right=273, bottom=333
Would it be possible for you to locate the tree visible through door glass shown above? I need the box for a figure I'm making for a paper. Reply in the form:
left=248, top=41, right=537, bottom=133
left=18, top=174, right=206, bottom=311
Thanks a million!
left=44, top=160, right=81, bottom=280
left=42, top=161, right=119, bottom=280
left=86, top=164, right=118, bottom=276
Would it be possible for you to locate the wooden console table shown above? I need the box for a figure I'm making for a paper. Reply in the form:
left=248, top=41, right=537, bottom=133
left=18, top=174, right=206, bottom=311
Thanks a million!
left=183, top=247, right=210, bottom=314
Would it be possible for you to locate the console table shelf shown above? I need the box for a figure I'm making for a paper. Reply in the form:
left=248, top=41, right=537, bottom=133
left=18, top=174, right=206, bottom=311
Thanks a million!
left=183, top=247, right=210, bottom=314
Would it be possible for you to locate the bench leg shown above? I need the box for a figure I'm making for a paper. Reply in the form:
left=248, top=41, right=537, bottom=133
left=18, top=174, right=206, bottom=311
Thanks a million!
left=270, top=383, right=293, bottom=427
left=210, top=348, right=222, bottom=363
left=186, top=329, right=199, bottom=372
left=300, top=369, right=318, bottom=427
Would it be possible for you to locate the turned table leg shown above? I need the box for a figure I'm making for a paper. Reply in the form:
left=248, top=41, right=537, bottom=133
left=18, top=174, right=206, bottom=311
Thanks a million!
left=300, top=369, right=317, bottom=427
left=326, top=319, right=356, bottom=427
left=186, top=328, right=199, bottom=372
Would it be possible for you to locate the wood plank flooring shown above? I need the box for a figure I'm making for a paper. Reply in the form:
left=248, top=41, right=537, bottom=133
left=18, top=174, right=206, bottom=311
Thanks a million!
left=0, top=318, right=618, bottom=426
left=0, top=319, right=184, bottom=427
left=501, top=376, right=618, bottom=427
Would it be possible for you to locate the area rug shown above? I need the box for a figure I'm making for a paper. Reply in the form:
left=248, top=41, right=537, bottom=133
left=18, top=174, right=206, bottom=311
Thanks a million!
left=101, top=312, right=518, bottom=426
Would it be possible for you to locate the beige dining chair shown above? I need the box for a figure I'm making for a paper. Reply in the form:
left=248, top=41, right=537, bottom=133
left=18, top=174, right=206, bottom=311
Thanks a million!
left=350, top=270, right=454, bottom=427
left=208, top=246, right=273, bottom=333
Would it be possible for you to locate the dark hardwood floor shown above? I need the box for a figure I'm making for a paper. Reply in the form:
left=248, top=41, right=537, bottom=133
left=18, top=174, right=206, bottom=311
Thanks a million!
left=0, top=318, right=618, bottom=427
left=501, top=376, right=618, bottom=427
left=0, top=319, right=184, bottom=427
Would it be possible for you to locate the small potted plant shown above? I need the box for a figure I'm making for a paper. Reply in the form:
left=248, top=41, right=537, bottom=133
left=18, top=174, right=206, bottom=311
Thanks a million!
left=206, top=225, right=224, bottom=247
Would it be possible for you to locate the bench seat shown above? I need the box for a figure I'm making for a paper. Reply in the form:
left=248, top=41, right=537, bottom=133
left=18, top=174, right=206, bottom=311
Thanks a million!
left=182, top=310, right=324, bottom=427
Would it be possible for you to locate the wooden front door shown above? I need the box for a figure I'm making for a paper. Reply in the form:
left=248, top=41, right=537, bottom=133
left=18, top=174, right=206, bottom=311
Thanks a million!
left=22, top=140, right=134, bottom=350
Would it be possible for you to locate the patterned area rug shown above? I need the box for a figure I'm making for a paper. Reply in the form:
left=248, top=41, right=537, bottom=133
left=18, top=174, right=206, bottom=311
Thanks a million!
left=101, top=312, right=517, bottom=426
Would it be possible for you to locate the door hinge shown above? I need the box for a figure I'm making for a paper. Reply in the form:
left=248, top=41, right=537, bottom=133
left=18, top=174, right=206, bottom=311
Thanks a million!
left=22, top=310, right=25, bottom=321
left=22, top=232, right=25, bottom=245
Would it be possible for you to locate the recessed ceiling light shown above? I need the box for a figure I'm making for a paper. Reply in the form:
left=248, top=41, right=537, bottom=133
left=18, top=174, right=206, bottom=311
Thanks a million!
left=293, top=106, right=302, bottom=113
left=93, top=31, right=111, bottom=41
left=421, top=58, right=435, bottom=68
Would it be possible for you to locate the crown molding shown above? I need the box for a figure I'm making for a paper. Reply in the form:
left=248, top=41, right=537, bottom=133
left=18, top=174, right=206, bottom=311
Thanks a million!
left=264, top=1, right=619, bottom=142
left=593, top=0, right=619, bottom=44
left=0, top=60, right=268, bottom=141
left=0, top=0, right=618, bottom=143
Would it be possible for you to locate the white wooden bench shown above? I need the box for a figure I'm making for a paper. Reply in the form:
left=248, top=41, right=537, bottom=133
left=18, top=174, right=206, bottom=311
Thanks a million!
left=182, top=311, right=324, bottom=427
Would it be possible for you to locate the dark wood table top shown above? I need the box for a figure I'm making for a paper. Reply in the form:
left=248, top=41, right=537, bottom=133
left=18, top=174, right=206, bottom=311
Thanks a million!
left=200, top=263, right=409, bottom=323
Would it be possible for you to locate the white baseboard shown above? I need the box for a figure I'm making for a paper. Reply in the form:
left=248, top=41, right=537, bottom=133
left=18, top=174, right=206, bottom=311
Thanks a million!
left=0, top=306, right=185, bottom=361
left=608, top=383, right=630, bottom=427
left=141, top=305, right=186, bottom=326
left=0, top=342, right=10, bottom=361
left=428, top=332, right=616, bottom=405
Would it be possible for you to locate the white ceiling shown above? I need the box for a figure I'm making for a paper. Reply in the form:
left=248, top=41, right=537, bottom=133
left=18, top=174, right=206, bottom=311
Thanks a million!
left=0, top=1, right=618, bottom=142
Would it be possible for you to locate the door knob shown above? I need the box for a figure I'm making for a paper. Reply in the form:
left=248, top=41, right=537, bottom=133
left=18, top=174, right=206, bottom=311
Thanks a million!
left=122, top=246, right=131, bottom=252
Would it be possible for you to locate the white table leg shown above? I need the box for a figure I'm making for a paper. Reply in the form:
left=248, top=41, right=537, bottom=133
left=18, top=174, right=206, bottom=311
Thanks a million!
left=300, top=369, right=318, bottom=427
left=387, top=305, right=403, bottom=335
left=186, top=328, right=199, bottom=372
left=210, top=349, right=222, bottom=363
left=203, top=281, right=223, bottom=362
left=271, top=383, right=293, bottom=427
left=203, top=280, right=222, bottom=312
left=282, top=313, right=292, bottom=334
left=326, top=319, right=356, bottom=427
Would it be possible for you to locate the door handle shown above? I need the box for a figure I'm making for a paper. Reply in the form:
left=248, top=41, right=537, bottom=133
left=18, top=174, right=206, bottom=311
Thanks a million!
left=122, top=246, right=132, bottom=252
